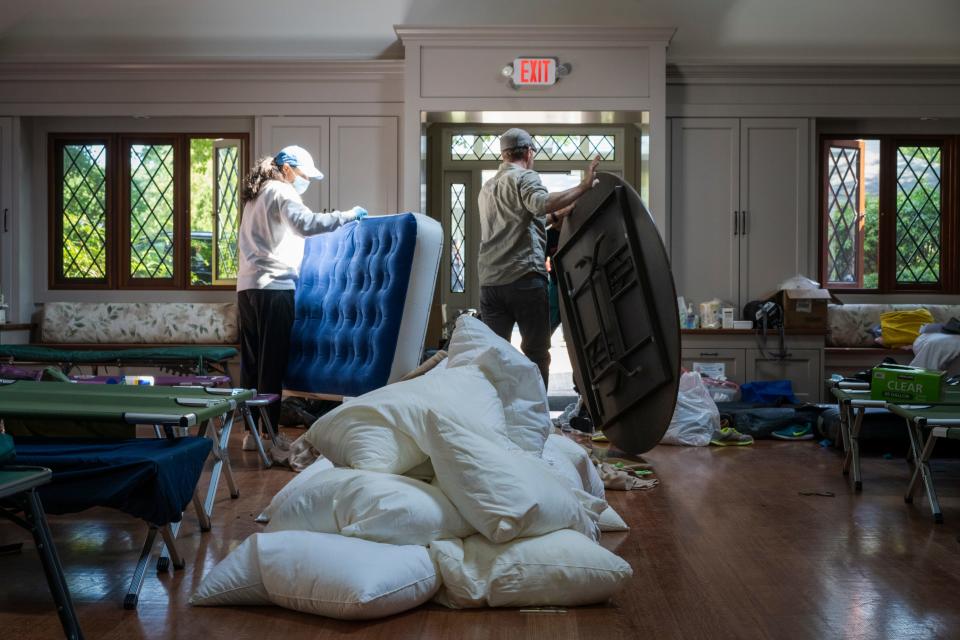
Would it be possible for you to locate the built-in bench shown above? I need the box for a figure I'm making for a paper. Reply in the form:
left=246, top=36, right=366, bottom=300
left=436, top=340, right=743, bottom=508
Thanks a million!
left=0, top=302, right=239, bottom=376
left=825, top=303, right=960, bottom=377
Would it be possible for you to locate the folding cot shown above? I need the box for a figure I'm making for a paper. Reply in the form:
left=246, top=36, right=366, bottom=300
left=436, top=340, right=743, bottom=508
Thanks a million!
left=0, top=465, right=84, bottom=639
left=0, top=344, right=237, bottom=377
left=0, top=380, right=247, bottom=608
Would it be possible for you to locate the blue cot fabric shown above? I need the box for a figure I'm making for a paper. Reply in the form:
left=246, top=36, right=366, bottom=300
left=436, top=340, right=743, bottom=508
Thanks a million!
left=13, top=437, right=212, bottom=526
left=285, top=214, right=418, bottom=397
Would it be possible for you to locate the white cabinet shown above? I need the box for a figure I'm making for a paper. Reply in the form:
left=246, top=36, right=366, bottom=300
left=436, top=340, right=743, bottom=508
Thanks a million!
left=670, top=118, right=809, bottom=312
left=258, top=116, right=399, bottom=215
left=682, top=332, right=824, bottom=402
left=747, top=348, right=822, bottom=404
left=329, top=117, right=398, bottom=215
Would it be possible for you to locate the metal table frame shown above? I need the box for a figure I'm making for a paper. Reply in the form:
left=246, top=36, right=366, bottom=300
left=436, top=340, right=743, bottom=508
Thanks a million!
left=829, top=381, right=885, bottom=491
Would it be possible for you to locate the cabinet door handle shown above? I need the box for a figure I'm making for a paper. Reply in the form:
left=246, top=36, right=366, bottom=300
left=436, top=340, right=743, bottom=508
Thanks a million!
left=2, top=208, right=7, bottom=233
left=699, top=352, right=719, bottom=357
left=741, top=210, right=748, bottom=235
left=733, top=210, right=738, bottom=236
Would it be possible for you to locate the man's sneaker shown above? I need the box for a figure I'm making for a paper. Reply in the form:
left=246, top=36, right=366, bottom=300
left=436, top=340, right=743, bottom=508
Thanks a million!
left=772, top=423, right=815, bottom=440
left=710, top=427, right=754, bottom=447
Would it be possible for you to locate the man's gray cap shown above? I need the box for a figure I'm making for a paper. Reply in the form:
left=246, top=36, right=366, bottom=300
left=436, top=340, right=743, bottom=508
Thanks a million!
left=500, top=128, right=537, bottom=153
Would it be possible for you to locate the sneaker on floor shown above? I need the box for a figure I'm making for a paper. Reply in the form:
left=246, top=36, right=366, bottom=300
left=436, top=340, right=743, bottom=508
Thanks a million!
left=242, top=432, right=262, bottom=451
left=771, top=423, right=815, bottom=441
left=710, top=427, right=754, bottom=447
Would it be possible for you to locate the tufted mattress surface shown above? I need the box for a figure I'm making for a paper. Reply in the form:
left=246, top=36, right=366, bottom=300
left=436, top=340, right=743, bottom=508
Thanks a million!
left=285, top=213, right=441, bottom=397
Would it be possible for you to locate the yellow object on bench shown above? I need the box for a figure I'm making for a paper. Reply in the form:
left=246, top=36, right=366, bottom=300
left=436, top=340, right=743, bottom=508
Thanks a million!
left=880, top=308, right=934, bottom=348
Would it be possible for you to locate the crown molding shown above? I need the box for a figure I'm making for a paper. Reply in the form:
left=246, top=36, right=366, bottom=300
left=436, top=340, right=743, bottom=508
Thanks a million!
left=394, top=24, right=676, bottom=46
left=667, top=63, right=960, bottom=85
left=0, top=59, right=405, bottom=82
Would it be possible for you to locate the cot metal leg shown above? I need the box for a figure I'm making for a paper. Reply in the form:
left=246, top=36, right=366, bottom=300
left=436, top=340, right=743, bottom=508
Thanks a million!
left=850, top=408, right=864, bottom=491
left=152, top=424, right=164, bottom=439
left=840, top=400, right=853, bottom=475
left=903, top=418, right=943, bottom=524
left=217, top=412, right=239, bottom=499
left=125, top=527, right=158, bottom=610
left=25, top=490, right=85, bottom=639
left=241, top=404, right=272, bottom=469
left=158, top=525, right=184, bottom=570
left=192, top=488, right=211, bottom=532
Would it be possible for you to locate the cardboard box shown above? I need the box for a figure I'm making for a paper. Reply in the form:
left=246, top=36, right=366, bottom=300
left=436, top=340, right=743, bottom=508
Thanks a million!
left=870, top=364, right=944, bottom=403
left=773, top=288, right=833, bottom=332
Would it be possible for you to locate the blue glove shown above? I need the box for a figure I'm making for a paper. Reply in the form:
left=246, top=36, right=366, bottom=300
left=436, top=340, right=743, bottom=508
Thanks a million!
left=351, top=206, right=368, bottom=221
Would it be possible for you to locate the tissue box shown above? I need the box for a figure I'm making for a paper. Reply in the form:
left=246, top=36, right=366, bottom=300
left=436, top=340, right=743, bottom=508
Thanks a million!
left=870, top=364, right=943, bottom=403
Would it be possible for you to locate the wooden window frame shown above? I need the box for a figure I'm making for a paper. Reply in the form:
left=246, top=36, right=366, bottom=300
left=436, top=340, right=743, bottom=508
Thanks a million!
left=819, top=134, right=958, bottom=294
left=48, top=132, right=249, bottom=291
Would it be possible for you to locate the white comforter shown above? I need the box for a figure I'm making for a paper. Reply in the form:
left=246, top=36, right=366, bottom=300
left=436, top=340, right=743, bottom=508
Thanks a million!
left=191, top=316, right=633, bottom=619
left=911, top=332, right=960, bottom=375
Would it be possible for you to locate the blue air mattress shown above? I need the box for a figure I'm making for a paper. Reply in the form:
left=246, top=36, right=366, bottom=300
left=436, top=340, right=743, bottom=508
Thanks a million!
left=285, top=213, right=442, bottom=397
left=12, top=436, right=212, bottom=526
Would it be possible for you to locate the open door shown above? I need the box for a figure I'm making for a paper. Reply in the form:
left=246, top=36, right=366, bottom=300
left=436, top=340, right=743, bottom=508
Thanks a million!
left=555, top=173, right=681, bottom=453
left=211, top=138, right=242, bottom=285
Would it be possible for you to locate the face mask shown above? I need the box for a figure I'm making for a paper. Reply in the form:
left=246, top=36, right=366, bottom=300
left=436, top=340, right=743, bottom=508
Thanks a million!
left=292, top=174, right=310, bottom=195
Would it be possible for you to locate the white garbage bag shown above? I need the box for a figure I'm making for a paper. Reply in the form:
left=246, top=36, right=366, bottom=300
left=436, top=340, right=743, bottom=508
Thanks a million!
left=660, top=372, right=720, bottom=446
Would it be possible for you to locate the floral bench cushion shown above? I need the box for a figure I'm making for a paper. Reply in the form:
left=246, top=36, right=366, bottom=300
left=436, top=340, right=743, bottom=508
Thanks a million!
left=40, top=302, right=239, bottom=344
left=827, top=304, right=960, bottom=348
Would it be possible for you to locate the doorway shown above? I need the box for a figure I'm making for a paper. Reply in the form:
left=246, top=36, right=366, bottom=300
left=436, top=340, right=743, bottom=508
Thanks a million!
left=424, top=112, right=650, bottom=398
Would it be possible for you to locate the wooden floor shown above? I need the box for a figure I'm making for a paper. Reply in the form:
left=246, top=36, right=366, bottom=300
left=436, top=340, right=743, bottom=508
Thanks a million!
left=3, top=431, right=960, bottom=640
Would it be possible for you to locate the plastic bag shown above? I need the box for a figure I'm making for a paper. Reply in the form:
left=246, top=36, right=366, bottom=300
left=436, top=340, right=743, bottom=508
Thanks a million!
left=701, top=376, right=741, bottom=403
left=661, top=372, right=720, bottom=446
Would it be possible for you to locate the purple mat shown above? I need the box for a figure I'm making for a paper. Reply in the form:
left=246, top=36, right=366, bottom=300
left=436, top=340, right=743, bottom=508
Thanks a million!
left=0, top=364, right=43, bottom=380
left=70, top=374, right=232, bottom=387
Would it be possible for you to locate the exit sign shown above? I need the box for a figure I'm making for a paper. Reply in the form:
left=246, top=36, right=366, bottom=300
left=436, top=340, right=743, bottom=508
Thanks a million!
left=512, top=58, right=557, bottom=86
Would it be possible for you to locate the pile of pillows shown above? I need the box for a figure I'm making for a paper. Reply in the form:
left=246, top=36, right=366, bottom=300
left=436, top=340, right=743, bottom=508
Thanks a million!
left=191, top=316, right=632, bottom=619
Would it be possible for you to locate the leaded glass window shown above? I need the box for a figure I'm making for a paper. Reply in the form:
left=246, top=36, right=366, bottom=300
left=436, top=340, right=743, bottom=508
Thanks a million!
left=895, top=145, right=942, bottom=284
left=214, top=143, right=241, bottom=281
left=59, top=143, right=108, bottom=280
left=450, top=133, right=615, bottom=162
left=450, top=183, right=466, bottom=293
left=129, top=143, right=176, bottom=279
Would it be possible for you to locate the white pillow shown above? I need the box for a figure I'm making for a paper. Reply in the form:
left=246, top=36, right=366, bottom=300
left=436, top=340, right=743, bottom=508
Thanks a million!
left=423, top=410, right=602, bottom=543
left=265, top=467, right=475, bottom=545
left=256, top=456, right=334, bottom=523
left=598, top=506, right=629, bottom=532
left=189, top=535, right=270, bottom=606
left=304, top=365, right=507, bottom=474
left=542, top=433, right=606, bottom=500
left=446, top=315, right=552, bottom=455
left=429, top=529, right=633, bottom=608
left=193, top=531, right=439, bottom=620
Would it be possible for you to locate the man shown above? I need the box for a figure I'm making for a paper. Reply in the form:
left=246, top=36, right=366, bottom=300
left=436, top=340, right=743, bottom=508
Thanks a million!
left=477, top=127, right=600, bottom=386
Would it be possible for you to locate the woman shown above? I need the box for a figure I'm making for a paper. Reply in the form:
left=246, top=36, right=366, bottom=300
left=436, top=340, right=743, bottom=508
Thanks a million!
left=237, top=145, right=365, bottom=449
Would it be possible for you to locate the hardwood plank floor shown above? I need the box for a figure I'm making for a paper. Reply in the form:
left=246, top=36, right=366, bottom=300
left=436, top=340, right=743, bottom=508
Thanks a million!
left=2, top=431, right=960, bottom=639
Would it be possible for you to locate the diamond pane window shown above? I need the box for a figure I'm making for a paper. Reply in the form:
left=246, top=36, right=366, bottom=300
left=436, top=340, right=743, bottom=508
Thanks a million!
left=214, top=143, right=240, bottom=281
left=895, top=145, right=942, bottom=284
left=451, top=134, right=500, bottom=161
left=533, top=135, right=615, bottom=161
left=129, top=143, right=176, bottom=279
left=450, top=133, right=615, bottom=162
left=450, top=183, right=466, bottom=293
left=825, top=143, right=863, bottom=285
left=60, top=144, right=108, bottom=279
